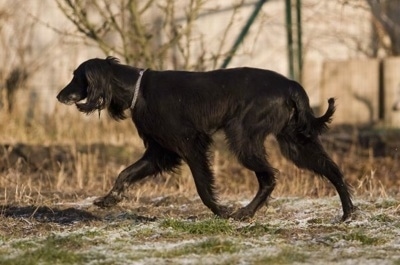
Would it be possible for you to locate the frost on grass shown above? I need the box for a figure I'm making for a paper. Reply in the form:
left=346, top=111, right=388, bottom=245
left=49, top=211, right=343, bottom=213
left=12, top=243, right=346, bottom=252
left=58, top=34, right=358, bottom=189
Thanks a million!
left=0, top=196, right=399, bottom=265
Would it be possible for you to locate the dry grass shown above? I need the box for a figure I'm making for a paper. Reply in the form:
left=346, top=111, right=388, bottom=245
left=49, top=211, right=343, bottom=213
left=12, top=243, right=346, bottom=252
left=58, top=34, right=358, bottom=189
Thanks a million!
left=0, top=101, right=399, bottom=207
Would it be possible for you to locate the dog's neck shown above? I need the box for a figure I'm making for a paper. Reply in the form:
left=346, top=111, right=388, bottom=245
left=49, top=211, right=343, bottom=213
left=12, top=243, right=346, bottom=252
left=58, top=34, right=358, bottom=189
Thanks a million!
left=130, top=69, right=147, bottom=110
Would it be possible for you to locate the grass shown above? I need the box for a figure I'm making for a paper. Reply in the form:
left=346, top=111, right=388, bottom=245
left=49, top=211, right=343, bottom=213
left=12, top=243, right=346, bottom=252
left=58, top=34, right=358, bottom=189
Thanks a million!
left=0, top=197, right=399, bottom=264
left=237, top=222, right=275, bottom=236
left=0, top=230, right=111, bottom=265
left=155, top=237, right=239, bottom=258
left=161, top=218, right=235, bottom=235
left=2, top=235, right=93, bottom=265
left=11, top=240, right=38, bottom=251
left=370, top=213, right=395, bottom=222
left=256, top=247, right=309, bottom=264
left=343, top=230, right=386, bottom=245
left=2, top=248, right=88, bottom=265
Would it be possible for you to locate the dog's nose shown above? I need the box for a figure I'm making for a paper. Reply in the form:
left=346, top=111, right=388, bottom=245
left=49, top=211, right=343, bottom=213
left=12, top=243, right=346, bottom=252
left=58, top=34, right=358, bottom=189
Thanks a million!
left=56, top=93, right=62, bottom=102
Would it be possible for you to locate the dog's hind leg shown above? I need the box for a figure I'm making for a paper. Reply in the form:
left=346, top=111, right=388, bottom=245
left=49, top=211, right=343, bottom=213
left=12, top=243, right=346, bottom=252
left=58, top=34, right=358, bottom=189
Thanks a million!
left=94, top=141, right=181, bottom=208
left=276, top=134, right=355, bottom=221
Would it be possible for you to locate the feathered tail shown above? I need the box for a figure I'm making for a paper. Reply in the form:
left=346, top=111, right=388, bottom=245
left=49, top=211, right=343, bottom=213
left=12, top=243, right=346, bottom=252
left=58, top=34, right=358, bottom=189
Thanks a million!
left=290, top=83, right=335, bottom=138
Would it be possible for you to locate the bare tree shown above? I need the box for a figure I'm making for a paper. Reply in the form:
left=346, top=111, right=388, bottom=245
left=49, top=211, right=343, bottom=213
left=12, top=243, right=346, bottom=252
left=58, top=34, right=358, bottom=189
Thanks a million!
left=55, top=0, right=246, bottom=70
left=367, top=0, right=400, bottom=56
left=0, top=1, right=49, bottom=113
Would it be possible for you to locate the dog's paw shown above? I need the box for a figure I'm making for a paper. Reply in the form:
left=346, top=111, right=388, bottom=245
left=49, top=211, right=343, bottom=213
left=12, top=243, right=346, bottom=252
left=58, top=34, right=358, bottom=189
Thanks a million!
left=93, top=195, right=121, bottom=208
left=230, top=207, right=254, bottom=221
left=216, top=206, right=234, bottom=219
left=340, top=205, right=359, bottom=222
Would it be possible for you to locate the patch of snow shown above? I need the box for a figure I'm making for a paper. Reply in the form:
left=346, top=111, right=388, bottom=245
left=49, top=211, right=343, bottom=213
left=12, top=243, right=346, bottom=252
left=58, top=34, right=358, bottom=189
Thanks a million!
left=55, top=196, right=98, bottom=208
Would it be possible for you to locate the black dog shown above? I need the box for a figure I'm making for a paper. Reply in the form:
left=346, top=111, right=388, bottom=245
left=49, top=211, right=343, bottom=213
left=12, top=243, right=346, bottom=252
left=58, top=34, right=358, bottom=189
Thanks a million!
left=57, top=57, right=355, bottom=221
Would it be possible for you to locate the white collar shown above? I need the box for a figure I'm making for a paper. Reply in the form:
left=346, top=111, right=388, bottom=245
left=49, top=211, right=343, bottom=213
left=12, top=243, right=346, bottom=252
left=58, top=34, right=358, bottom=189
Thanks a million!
left=130, top=69, right=146, bottom=110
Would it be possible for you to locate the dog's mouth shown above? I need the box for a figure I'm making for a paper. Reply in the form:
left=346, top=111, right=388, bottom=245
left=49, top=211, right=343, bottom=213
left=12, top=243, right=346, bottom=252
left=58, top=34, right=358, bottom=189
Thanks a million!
left=58, top=98, right=80, bottom=105
left=60, top=97, right=87, bottom=106
left=62, top=99, right=79, bottom=105
left=57, top=92, right=87, bottom=105
left=75, top=96, right=106, bottom=113
left=73, top=97, right=90, bottom=105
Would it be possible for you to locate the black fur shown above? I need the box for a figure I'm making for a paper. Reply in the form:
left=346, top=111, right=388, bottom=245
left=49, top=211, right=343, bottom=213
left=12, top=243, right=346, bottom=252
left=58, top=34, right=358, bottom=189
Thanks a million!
left=57, top=57, right=355, bottom=221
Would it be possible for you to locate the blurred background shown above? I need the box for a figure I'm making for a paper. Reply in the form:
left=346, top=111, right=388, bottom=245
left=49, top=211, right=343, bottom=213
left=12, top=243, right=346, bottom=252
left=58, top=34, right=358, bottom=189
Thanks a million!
left=1, top=0, right=400, bottom=125
left=0, top=0, right=399, bottom=203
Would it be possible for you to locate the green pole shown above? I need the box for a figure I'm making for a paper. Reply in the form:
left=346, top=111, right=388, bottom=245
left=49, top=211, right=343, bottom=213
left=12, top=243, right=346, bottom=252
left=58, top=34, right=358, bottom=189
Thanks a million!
left=296, top=0, right=302, bottom=82
left=285, top=0, right=294, bottom=80
left=220, top=0, right=267, bottom=69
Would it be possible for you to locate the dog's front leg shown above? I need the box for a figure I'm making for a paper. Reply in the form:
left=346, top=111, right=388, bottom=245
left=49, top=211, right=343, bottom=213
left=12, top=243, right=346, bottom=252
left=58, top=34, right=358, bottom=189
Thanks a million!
left=185, top=151, right=232, bottom=218
left=94, top=158, right=157, bottom=208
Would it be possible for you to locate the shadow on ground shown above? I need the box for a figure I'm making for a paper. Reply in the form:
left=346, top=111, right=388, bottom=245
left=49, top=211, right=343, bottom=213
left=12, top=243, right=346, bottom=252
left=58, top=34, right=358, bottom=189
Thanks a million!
left=0, top=205, right=101, bottom=224
left=0, top=205, right=157, bottom=225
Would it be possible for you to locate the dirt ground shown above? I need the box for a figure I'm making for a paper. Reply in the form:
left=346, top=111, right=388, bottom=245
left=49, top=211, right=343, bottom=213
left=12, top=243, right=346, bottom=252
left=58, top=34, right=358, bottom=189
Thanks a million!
left=0, top=195, right=399, bottom=265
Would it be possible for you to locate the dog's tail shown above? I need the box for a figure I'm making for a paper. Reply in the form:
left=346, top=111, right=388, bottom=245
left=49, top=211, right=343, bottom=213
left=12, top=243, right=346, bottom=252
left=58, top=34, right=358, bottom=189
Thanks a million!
left=290, top=83, right=335, bottom=138
left=313, top=97, right=336, bottom=134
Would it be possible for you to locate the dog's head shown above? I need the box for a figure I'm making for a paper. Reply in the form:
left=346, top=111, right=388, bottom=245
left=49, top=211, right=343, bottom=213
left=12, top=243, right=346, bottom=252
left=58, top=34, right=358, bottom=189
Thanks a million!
left=56, top=57, right=132, bottom=120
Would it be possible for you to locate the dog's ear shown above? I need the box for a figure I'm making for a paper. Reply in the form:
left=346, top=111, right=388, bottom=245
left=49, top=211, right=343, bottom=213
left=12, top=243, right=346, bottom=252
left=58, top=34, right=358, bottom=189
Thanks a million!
left=76, top=59, right=113, bottom=114
left=105, top=56, right=120, bottom=64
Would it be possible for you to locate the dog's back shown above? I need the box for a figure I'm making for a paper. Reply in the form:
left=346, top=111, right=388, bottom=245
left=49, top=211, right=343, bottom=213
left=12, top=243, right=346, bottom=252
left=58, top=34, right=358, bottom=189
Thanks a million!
left=139, top=67, right=332, bottom=139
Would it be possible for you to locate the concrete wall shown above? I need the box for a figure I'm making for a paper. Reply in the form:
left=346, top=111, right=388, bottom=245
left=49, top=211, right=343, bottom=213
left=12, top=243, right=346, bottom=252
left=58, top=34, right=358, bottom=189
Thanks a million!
left=319, top=57, right=400, bottom=127
left=320, top=59, right=380, bottom=125
left=383, top=57, right=400, bottom=127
